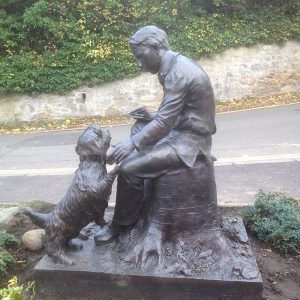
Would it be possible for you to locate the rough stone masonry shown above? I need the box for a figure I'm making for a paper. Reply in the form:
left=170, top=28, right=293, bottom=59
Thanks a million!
left=0, top=41, right=299, bottom=123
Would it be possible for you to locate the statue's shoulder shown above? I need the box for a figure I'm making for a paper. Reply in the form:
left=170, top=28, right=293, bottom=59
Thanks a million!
left=175, top=54, right=201, bottom=70
left=178, top=55, right=212, bottom=86
left=169, top=54, right=205, bottom=83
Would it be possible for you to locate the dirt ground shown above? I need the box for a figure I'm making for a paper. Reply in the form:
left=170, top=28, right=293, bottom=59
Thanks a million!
left=1, top=206, right=299, bottom=300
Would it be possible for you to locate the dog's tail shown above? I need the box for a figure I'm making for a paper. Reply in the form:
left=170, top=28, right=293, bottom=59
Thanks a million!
left=24, top=207, right=49, bottom=229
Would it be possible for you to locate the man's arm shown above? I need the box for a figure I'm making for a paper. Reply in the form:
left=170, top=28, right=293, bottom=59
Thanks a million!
left=129, top=107, right=154, bottom=121
left=107, top=68, right=187, bottom=164
left=131, top=69, right=187, bottom=150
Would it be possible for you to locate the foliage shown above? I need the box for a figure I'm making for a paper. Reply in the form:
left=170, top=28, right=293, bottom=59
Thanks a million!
left=0, top=248, right=15, bottom=276
left=191, top=0, right=300, bottom=14
left=0, top=231, right=17, bottom=275
left=242, top=191, right=300, bottom=255
left=0, top=276, right=35, bottom=300
left=0, top=231, right=17, bottom=248
left=0, top=0, right=299, bottom=94
left=23, top=0, right=62, bottom=52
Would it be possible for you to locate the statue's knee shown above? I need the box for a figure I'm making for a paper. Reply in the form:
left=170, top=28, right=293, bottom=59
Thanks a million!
left=119, top=164, right=127, bottom=176
left=131, top=120, right=148, bottom=137
left=119, top=161, right=134, bottom=177
left=119, top=162, right=142, bottom=189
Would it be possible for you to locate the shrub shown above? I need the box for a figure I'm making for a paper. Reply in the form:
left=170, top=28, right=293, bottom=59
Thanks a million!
left=23, top=0, right=63, bottom=52
left=191, top=0, right=300, bottom=15
left=0, top=230, right=17, bottom=275
left=0, top=0, right=299, bottom=94
left=242, top=190, right=300, bottom=255
left=0, top=276, right=35, bottom=300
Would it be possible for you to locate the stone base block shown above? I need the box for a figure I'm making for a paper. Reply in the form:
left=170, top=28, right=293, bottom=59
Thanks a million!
left=34, top=217, right=263, bottom=300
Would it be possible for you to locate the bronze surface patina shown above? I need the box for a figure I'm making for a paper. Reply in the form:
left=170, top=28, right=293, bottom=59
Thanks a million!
left=25, top=125, right=119, bottom=265
left=31, top=26, right=262, bottom=299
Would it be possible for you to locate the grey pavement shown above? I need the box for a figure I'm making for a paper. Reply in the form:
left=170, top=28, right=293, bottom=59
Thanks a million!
left=0, top=104, right=299, bottom=205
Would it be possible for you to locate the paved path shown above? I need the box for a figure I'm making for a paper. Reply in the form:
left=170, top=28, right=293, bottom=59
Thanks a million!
left=0, top=104, right=299, bottom=205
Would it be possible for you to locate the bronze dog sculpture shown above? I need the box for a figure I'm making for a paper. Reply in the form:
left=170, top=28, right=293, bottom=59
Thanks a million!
left=25, top=125, right=119, bottom=265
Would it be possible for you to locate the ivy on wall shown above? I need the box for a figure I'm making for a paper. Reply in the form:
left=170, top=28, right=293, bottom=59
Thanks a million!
left=0, top=0, right=299, bottom=94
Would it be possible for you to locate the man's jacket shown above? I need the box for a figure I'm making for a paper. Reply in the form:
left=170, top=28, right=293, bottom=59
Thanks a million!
left=131, top=50, right=216, bottom=167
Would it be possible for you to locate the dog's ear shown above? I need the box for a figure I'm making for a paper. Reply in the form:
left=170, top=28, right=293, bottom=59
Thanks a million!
left=94, top=130, right=103, bottom=138
left=75, top=145, right=81, bottom=156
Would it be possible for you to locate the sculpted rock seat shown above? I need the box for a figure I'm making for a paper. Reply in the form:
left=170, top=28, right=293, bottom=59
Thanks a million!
left=33, top=152, right=262, bottom=300
left=152, top=159, right=219, bottom=234
left=116, top=158, right=231, bottom=275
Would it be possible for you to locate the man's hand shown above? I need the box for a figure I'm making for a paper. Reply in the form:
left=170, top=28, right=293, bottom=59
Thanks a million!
left=107, top=139, right=135, bottom=165
left=129, top=107, right=153, bottom=121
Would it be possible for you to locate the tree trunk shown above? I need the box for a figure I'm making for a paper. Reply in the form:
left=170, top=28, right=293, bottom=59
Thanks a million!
left=117, top=159, right=231, bottom=274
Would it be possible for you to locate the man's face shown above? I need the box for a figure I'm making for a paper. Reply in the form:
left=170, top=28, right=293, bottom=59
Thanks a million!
left=131, top=44, right=161, bottom=74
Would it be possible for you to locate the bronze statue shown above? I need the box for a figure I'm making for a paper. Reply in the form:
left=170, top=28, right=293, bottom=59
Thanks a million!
left=31, top=27, right=262, bottom=300
left=25, top=125, right=119, bottom=265
left=94, top=25, right=216, bottom=245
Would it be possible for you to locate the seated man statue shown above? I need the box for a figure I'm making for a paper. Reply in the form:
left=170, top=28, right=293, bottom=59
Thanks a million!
left=94, top=25, right=216, bottom=244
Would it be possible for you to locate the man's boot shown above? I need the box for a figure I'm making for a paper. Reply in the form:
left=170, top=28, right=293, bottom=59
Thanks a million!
left=94, top=222, right=128, bottom=245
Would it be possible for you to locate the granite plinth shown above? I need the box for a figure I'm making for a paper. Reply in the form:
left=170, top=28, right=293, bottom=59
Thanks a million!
left=34, top=216, right=263, bottom=300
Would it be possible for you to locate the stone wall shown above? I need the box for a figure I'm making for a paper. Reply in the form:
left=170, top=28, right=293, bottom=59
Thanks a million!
left=204, top=41, right=300, bottom=100
left=0, top=41, right=299, bottom=123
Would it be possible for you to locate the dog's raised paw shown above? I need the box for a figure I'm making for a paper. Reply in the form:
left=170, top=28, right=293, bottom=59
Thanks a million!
left=68, top=239, right=83, bottom=251
left=52, top=252, right=75, bottom=266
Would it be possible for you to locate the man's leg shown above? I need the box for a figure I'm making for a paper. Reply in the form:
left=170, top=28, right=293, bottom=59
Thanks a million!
left=94, top=143, right=184, bottom=244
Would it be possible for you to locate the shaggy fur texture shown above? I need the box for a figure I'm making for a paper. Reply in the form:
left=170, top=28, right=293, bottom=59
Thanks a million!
left=25, top=125, right=119, bottom=265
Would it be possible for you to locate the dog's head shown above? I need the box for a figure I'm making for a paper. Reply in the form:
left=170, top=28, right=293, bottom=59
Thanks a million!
left=75, top=125, right=111, bottom=157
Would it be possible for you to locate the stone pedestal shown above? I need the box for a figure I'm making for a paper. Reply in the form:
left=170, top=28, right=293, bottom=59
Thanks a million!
left=33, top=161, right=263, bottom=299
left=34, top=217, right=263, bottom=300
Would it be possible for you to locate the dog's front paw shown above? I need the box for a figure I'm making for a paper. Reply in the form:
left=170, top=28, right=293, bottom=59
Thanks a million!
left=107, top=166, right=120, bottom=180
left=50, top=252, right=75, bottom=266
left=68, top=239, right=83, bottom=251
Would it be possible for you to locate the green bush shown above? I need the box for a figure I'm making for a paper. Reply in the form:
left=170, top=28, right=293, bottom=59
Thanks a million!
left=242, top=191, right=300, bottom=255
left=0, top=0, right=299, bottom=94
left=191, top=0, right=300, bottom=15
left=23, top=0, right=62, bottom=52
left=0, top=276, right=35, bottom=300
left=0, top=230, right=17, bottom=275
